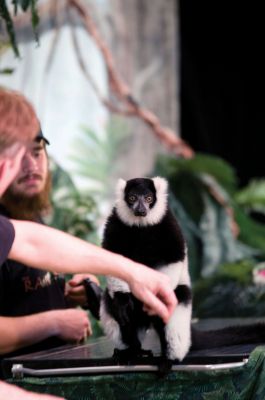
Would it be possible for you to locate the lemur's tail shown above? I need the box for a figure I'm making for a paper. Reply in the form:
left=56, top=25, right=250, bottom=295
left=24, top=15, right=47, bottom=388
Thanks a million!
left=191, top=323, right=265, bottom=350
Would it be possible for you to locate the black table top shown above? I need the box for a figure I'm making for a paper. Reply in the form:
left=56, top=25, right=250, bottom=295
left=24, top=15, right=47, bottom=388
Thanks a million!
left=2, top=318, right=265, bottom=379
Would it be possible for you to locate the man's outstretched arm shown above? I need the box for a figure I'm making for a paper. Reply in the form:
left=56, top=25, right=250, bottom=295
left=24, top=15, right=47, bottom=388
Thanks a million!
left=9, top=220, right=177, bottom=323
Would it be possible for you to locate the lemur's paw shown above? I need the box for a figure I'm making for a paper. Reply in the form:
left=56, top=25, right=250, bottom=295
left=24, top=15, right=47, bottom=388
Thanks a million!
left=157, top=358, right=174, bottom=377
left=113, top=348, right=132, bottom=364
left=112, top=348, right=138, bottom=364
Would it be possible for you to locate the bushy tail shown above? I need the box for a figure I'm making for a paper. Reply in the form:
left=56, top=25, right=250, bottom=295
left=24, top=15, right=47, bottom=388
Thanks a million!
left=191, top=323, right=265, bottom=350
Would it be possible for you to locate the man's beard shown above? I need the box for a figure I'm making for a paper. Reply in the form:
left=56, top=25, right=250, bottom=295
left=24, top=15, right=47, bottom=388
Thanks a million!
left=1, top=172, right=52, bottom=221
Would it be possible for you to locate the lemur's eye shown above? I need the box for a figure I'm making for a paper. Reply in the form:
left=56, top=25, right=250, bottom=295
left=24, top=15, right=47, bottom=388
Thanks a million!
left=128, top=195, right=136, bottom=203
left=145, top=196, right=153, bottom=203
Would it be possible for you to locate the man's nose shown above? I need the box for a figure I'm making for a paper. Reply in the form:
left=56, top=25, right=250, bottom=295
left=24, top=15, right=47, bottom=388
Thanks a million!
left=22, top=154, right=38, bottom=173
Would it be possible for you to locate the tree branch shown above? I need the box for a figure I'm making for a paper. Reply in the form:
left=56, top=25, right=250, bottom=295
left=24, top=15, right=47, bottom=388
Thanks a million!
left=68, top=0, right=194, bottom=158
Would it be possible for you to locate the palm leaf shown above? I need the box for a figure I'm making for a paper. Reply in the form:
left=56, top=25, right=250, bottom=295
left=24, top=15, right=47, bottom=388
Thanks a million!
left=70, top=117, right=129, bottom=200
left=0, top=1, right=19, bottom=56
left=0, top=0, right=39, bottom=56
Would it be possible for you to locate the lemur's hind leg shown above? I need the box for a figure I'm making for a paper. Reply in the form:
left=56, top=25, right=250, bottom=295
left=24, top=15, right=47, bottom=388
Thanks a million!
left=160, top=257, right=192, bottom=363
left=152, top=282, right=192, bottom=375
left=114, top=316, right=151, bottom=362
left=152, top=317, right=174, bottom=375
left=165, top=285, right=192, bottom=361
left=114, top=297, right=153, bottom=362
left=101, top=290, right=151, bottom=363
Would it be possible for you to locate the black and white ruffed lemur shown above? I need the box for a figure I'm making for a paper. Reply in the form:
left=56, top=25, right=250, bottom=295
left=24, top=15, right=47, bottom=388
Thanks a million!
left=100, top=176, right=191, bottom=368
left=91, top=177, right=265, bottom=371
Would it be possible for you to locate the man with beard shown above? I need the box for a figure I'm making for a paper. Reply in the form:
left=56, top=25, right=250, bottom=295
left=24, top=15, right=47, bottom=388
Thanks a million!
left=0, top=131, right=98, bottom=357
left=0, top=87, right=176, bottom=400
left=0, top=130, right=52, bottom=222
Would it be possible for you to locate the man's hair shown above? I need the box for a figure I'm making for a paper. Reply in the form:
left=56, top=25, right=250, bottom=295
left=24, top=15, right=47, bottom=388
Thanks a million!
left=0, top=87, right=39, bottom=155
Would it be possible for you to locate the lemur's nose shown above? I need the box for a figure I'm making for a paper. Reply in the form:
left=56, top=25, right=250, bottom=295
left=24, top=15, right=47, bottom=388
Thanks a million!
left=133, top=197, right=147, bottom=217
left=134, top=210, right=147, bottom=217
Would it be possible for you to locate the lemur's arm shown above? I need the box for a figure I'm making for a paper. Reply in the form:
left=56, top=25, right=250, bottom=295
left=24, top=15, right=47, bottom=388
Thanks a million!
left=107, top=292, right=136, bottom=326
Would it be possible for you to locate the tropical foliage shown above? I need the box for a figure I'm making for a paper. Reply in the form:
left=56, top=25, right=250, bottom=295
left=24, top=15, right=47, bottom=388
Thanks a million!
left=193, top=259, right=265, bottom=318
left=154, top=153, right=265, bottom=317
left=45, top=158, right=98, bottom=243
left=154, top=154, right=265, bottom=279
left=0, top=0, right=39, bottom=56
left=70, top=117, right=129, bottom=204
left=235, top=179, right=265, bottom=216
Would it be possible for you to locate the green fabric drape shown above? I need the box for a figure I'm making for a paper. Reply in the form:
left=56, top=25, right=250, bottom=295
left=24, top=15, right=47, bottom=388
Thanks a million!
left=7, top=346, right=265, bottom=400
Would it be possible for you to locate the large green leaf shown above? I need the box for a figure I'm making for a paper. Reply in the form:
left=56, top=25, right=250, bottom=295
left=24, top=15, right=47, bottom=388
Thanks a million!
left=199, top=193, right=257, bottom=277
left=155, top=152, right=238, bottom=194
left=234, top=204, right=265, bottom=253
left=235, top=179, right=265, bottom=215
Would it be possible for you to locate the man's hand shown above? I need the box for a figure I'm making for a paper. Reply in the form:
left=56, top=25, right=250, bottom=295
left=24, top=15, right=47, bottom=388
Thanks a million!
left=52, top=309, right=92, bottom=342
left=128, top=266, right=177, bottom=324
left=65, top=274, right=99, bottom=307
left=0, top=309, right=92, bottom=356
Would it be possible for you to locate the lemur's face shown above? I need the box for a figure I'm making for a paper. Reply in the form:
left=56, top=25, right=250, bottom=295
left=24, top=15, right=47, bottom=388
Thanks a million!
left=116, top=176, right=167, bottom=226
left=124, top=178, right=157, bottom=217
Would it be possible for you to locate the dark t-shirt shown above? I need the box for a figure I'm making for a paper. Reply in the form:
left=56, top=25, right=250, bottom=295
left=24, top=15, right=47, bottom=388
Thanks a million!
left=0, top=210, right=69, bottom=358
left=0, top=215, right=15, bottom=265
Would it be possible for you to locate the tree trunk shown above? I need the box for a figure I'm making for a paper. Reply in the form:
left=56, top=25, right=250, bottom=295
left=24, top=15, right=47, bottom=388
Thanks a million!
left=106, top=0, right=180, bottom=178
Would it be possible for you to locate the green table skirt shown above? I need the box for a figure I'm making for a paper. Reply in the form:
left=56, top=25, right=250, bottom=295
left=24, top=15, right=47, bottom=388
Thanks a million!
left=7, top=346, right=265, bottom=400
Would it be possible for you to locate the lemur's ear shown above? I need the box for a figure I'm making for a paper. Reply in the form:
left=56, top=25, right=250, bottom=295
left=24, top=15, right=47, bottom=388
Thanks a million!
left=116, top=178, right=127, bottom=199
left=152, top=177, right=168, bottom=195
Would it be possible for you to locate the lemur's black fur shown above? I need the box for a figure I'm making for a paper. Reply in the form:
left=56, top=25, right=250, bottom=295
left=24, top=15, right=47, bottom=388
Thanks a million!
left=102, top=208, right=186, bottom=271
left=85, top=177, right=265, bottom=372
left=100, top=177, right=192, bottom=371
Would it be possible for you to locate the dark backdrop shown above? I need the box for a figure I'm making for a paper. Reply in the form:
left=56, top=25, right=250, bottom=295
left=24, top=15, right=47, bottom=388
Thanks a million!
left=179, top=1, right=264, bottom=187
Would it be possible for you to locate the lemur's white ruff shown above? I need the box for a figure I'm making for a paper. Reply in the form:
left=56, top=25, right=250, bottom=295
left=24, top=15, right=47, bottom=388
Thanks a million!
left=115, top=177, right=168, bottom=226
